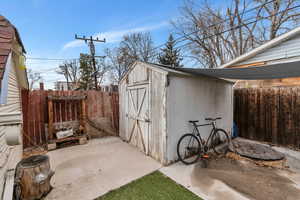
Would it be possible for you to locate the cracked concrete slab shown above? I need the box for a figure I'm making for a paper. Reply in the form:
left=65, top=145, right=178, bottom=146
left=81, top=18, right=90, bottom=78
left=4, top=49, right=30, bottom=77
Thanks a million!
left=44, top=137, right=161, bottom=200
left=161, top=147, right=300, bottom=200
left=160, top=161, right=248, bottom=200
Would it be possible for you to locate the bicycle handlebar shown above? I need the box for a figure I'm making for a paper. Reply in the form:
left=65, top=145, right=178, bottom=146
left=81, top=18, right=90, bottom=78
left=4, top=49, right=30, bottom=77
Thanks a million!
left=189, top=117, right=222, bottom=124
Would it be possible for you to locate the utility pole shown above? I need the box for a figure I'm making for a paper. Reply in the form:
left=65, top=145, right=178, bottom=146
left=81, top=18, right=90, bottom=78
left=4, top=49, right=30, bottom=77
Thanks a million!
left=75, top=34, right=106, bottom=90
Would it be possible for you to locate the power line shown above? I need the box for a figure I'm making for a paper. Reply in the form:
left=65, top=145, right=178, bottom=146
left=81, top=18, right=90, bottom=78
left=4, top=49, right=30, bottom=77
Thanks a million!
left=28, top=1, right=276, bottom=64
left=75, top=34, right=106, bottom=90
left=151, top=3, right=300, bottom=59
left=151, top=0, right=277, bottom=52
left=174, top=4, right=300, bottom=52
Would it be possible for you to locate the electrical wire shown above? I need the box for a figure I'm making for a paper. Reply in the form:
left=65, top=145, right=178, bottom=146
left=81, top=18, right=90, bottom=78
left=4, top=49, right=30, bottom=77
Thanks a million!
left=154, top=4, right=300, bottom=58
left=150, top=0, right=277, bottom=51
left=26, top=0, right=276, bottom=62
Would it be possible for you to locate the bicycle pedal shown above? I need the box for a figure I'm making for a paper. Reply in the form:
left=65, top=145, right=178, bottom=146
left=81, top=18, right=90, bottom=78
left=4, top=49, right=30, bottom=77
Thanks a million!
left=202, top=154, right=209, bottom=159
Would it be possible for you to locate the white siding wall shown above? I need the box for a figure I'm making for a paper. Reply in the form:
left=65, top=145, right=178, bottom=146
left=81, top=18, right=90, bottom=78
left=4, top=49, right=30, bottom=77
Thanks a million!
left=214, top=81, right=234, bottom=134
left=166, top=75, right=233, bottom=164
left=238, top=34, right=300, bottom=65
left=0, top=54, right=22, bottom=198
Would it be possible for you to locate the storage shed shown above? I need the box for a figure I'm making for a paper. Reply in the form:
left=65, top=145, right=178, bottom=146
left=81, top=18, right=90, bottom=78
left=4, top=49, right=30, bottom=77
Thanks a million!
left=119, top=61, right=234, bottom=165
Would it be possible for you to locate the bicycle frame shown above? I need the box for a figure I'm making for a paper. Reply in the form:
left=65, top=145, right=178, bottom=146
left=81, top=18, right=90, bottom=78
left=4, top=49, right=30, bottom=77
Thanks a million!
left=191, top=121, right=217, bottom=151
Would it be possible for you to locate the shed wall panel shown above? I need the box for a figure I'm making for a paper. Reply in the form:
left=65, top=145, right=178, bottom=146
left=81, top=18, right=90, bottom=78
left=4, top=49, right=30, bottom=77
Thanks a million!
left=128, top=63, right=148, bottom=84
left=166, top=76, right=233, bottom=163
left=149, top=70, right=166, bottom=163
left=214, top=81, right=234, bottom=134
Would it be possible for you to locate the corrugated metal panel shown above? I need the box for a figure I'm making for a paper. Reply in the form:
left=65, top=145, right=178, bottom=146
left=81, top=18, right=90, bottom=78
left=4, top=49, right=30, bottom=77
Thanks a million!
left=238, top=34, right=300, bottom=65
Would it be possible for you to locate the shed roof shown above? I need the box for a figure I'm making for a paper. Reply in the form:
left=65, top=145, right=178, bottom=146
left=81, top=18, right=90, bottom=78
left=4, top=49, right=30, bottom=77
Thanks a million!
left=143, top=62, right=235, bottom=83
left=0, top=15, right=25, bottom=81
left=179, top=61, right=300, bottom=80
left=147, top=60, right=300, bottom=80
left=120, top=61, right=235, bottom=84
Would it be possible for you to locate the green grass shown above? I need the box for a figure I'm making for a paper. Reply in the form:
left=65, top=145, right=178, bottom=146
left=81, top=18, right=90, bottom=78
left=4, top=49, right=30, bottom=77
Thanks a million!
left=95, top=171, right=202, bottom=200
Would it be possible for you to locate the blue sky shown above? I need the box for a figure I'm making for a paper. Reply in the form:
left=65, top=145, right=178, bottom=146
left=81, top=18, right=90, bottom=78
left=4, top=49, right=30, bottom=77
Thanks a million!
left=1, top=0, right=184, bottom=88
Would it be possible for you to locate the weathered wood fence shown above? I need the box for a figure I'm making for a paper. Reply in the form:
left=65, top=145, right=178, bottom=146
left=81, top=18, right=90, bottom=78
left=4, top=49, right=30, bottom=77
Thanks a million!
left=21, top=89, right=119, bottom=149
left=234, top=87, right=300, bottom=149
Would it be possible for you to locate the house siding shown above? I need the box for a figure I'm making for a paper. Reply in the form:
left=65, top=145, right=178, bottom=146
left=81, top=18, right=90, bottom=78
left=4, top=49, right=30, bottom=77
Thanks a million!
left=0, top=54, right=22, bottom=199
left=237, top=34, right=300, bottom=66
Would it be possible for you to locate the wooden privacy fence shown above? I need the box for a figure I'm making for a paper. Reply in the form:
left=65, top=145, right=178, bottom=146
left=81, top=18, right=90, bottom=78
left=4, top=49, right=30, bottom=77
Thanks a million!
left=21, top=89, right=119, bottom=149
left=234, top=87, right=300, bottom=149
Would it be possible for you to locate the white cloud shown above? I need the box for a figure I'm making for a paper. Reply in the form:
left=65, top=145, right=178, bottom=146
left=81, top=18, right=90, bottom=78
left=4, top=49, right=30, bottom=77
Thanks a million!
left=62, top=21, right=168, bottom=50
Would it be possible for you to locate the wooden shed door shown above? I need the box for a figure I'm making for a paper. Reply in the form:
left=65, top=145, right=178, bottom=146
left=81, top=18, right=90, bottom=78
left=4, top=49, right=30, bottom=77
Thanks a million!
left=127, top=85, right=150, bottom=154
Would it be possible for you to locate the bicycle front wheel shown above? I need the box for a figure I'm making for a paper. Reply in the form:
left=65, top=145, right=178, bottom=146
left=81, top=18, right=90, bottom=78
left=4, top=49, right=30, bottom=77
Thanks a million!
left=211, top=129, right=230, bottom=155
left=177, top=134, right=201, bottom=165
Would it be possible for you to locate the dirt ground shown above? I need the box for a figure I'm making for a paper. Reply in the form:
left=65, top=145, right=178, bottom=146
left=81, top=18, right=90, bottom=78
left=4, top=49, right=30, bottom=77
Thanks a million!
left=191, top=156, right=300, bottom=200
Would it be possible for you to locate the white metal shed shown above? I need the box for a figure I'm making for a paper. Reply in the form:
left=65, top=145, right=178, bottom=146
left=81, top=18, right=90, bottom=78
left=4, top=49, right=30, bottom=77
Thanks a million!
left=119, top=61, right=234, bottom=165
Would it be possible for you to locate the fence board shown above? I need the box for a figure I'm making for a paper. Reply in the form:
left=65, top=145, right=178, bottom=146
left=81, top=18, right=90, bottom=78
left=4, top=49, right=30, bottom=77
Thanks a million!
left=234, top=87, right=300, bottom=149
left=21, top=90, right=119, bottom=149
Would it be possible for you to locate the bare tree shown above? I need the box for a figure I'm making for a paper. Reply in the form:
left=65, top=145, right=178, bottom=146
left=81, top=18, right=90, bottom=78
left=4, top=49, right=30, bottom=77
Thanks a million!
left=173, top=0, right=300, bottom=68
left=120, top=32, right=156, bottom=64
left=56, top=60, right=80, bottom=89
left=27, top=69, right=42, bottom=90
left=105, top=47, right=130, bottom=83
left=95, top=57, right=111, bottom=86
left=255, top=0, right=300, bottom=40
left=104, top=32, right=156, bottom=83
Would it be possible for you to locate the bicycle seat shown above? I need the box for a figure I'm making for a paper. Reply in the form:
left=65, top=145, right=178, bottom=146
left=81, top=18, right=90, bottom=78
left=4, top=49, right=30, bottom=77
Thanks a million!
left=188, top=120, right=199, bottom=123
left=205, top=117, right=222, bottom=121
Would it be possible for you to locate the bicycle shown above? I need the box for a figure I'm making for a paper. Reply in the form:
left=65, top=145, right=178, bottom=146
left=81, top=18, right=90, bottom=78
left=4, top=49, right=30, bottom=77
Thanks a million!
left=177, top=117, right=230, bottom=165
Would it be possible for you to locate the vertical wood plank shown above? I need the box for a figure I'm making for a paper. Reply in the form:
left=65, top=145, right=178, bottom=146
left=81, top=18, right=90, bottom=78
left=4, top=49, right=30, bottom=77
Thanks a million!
left=234, top=87, right=300, bottom=149
left=80, top=98, right=87, bottom=134
left=21, top=89, right=29, bottom=148
left=48, top=99, right=54, bottom=140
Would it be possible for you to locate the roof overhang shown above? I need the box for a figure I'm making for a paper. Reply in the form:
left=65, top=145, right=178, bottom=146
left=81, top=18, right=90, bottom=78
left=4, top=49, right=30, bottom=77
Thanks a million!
left=180, top=60, right=300, bottom=80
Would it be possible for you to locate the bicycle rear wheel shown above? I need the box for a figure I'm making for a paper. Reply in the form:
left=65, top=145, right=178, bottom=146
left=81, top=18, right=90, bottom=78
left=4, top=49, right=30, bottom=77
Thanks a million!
left=211, top=129, right=230, bottom=155
left=177, top=134, right=201, bottom=165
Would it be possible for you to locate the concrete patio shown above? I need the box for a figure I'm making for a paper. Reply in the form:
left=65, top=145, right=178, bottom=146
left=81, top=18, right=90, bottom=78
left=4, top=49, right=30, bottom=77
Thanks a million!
left=160, top=145, right=300, bottom=200
left=45, top=137, right=161, bottom=200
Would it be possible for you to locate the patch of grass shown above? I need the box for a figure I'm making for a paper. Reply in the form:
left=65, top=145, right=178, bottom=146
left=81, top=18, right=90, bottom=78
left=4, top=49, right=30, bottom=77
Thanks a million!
left=95, top=171, right=202, bottom=200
